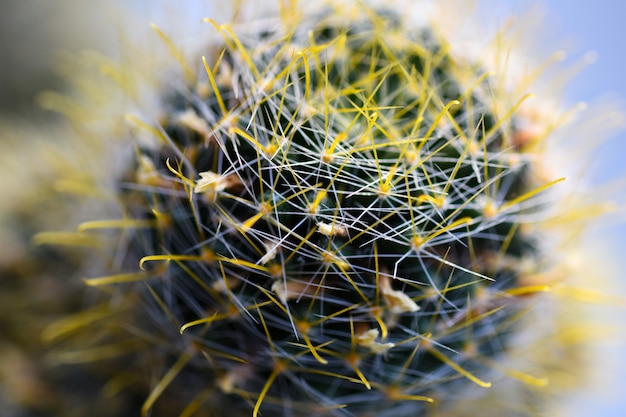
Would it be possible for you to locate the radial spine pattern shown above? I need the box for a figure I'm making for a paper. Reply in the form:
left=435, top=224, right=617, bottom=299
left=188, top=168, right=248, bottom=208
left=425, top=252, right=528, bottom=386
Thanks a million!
left=40, top=3, right=578, bottom=417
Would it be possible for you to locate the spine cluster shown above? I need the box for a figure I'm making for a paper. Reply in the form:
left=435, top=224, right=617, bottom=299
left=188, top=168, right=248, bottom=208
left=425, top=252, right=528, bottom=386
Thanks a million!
left=37, top=3, right=579, bottom=417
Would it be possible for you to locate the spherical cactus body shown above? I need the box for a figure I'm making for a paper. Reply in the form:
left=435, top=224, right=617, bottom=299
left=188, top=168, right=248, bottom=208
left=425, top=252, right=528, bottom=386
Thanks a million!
left=34, top=2, right=617, bottom=417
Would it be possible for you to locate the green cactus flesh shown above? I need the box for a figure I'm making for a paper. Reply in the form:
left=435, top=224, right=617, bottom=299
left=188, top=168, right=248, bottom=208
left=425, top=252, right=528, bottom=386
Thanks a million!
left=75, top=6, right=557, bottom=417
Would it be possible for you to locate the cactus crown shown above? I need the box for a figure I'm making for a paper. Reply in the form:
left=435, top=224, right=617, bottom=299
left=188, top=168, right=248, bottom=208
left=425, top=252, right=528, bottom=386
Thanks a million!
left=45, top=3, right=565, bottom=417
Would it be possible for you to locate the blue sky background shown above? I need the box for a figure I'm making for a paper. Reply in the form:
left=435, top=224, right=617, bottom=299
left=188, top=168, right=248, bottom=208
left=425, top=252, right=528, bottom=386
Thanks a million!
left=501, top=2, right=626, bottom=415
left=513, top=2, right=626, bottom=415
left=499, top=1, right=626, bottom=185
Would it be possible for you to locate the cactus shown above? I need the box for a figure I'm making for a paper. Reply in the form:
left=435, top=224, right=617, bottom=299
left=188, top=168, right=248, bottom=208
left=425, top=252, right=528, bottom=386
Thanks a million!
left=32, top=2, right=621, bottom=417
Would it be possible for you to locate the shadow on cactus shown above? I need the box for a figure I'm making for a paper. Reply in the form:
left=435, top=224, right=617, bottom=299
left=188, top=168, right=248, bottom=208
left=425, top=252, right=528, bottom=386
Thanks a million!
left=37, top=3, right=585, bottom=417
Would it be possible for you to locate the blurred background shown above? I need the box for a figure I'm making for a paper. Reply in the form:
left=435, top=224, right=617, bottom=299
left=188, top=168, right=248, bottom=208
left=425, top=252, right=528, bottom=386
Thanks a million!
left=488, top=2, right=626, bottom=415
left=0, top=0, right=218, bottom=121
left=1, top=0, right=624, bottom=415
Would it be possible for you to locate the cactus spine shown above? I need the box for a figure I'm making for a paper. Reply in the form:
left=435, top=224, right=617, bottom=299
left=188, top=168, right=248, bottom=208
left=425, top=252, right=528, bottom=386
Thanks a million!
left=34, top=2, right=611, bottom=417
